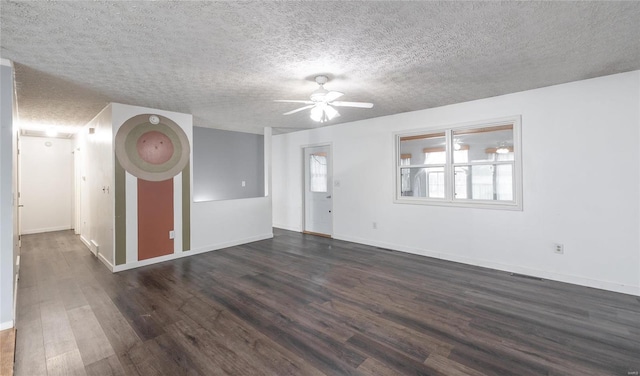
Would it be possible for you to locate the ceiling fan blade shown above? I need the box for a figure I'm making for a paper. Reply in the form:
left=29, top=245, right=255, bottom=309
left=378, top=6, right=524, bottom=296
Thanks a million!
left=325, top=91, right=344, bottom=102
left=274, top=100, right=315, bottom=104
left=282, top=105, right=315, bottom=115
left=331, top=101, right=374, bottom=109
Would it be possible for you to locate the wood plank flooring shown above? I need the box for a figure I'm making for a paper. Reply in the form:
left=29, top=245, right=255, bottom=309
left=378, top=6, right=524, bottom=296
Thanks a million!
left=1, top=328, right=15, bottom=376
left=14, top=229, right=640, bottom=375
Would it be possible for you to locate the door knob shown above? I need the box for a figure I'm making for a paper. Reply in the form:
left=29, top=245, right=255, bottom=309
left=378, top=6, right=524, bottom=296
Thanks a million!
left=326, top=195, right=332, bottom=199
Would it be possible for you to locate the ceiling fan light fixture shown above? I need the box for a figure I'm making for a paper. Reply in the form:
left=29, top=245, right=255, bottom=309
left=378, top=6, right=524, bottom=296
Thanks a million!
left=276, top=74, right=372, bottom=123
left=309, top=104, right=340, bottom=123
left=324, top=105, right=339, bottom=120
left=310, top=106, right=324, bottom=122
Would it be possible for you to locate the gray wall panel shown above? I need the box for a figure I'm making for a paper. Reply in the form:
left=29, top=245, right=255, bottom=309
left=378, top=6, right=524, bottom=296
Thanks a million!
left=193, top=127, right=264, bottom=202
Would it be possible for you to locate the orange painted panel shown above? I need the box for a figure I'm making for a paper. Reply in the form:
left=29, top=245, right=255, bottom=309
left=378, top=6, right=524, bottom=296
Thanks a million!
left=138, top=179, right=174, bottom=261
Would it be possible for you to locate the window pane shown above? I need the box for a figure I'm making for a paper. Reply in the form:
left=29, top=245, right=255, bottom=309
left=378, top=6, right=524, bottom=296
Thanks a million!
left=454, top=164, right=513, bottom=201
left=400, top=167, right=445, bottom=198
left=399, top=132, right=446, bottom=165
left=453, top=125, right=514, bottom=163
left=422, top=150, right=445, bottom=164
left=309, top=153, right=327, bottom=192
left=495, top=164, right=514, bottom=201
left=454, top=166, right=468, bottom=199
left=453, top=149, right=468, bottom=163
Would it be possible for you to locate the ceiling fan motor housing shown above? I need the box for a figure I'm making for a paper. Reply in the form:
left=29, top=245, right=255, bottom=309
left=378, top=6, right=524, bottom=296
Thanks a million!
left=315, top=75, right=329, bottom=85
left=310, top=75, right=330, bottom=102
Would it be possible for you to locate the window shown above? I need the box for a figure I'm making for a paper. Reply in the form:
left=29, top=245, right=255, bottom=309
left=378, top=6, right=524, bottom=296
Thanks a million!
left=309, top=152, right=328, bottom=192
left=395, top=116, right=522, bottom=210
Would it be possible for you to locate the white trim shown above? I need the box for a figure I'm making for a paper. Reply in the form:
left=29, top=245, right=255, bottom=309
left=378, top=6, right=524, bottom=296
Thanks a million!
left=80, top=235, right=92, bottom=252
left=20, top=225, right=73, bottom=235
left=301, top=143, right=333, bottom=236
left=125, top=171, right=138, bottom=264
left=98, top=252, right=114, bottom=272
left=334, top=233, right=640, bottom=297
left=264, top=127, right=272, bottom=197
left=13, top=255, right=19, bottom=324
left=112, top=233, right=273, bottom=272
left=0, top=59, right=12, bottom=67
left=173, top=172, right=182, bottom=254
left=0, top=320, right=14, bottom=330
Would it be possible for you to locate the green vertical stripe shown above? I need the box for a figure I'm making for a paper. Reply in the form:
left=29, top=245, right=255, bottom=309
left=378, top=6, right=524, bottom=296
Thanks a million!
left=115, top=159, right=127, bottom=265
left=182, top=161, right=190, bottom=251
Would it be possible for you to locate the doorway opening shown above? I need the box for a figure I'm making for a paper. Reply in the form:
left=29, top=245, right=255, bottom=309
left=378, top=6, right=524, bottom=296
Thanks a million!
left=303, top=145, right=332, bottom=237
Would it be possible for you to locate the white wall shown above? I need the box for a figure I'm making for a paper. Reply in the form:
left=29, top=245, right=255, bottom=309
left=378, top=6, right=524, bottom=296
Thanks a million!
left=20, top=136, right=73, bottom=234
left=273, top=71, right=640, bottom=296
left=75, top=105, right=114, bottom=264
left=0, top=59, right=18, bottom=329
left=191, top=196, right=273, bottom=252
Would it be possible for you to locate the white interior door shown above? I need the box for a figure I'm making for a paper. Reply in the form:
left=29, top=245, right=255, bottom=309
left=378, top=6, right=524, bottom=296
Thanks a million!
left=304, top=145, right=332, bottom=236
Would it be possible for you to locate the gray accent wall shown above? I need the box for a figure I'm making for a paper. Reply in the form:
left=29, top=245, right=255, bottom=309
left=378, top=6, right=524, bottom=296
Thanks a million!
left=193, top=127, right=264, bottom=202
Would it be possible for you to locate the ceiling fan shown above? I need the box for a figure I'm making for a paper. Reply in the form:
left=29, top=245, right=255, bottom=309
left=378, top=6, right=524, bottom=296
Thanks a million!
left=275, top=75, right=374, bottom=123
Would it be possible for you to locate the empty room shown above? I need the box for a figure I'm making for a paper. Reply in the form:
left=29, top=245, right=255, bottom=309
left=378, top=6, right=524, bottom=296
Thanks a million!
left=0, top=2, right=639, bottom=375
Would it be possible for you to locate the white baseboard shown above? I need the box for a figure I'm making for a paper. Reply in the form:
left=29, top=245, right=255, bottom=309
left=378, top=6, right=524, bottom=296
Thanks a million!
left=112, top=233, right=274, bottom=272
left=334, top=233, right=640, bottom=297
left=98, top=253, right=114, bottom=272
left=79, top=235, right=92, bottom=252
left=0, top=320, right=14, bottom=330
left=13, top=260, right=19, bottom=324
left=21, top=225, right=72, bottom=235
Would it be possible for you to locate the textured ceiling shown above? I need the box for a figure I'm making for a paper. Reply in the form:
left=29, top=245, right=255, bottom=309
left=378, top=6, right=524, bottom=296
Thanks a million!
left=1, top=1, right=639, bottom=135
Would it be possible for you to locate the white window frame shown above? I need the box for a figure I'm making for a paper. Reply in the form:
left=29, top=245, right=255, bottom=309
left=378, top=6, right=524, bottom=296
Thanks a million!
left=394, top=116, right=523, bottom=210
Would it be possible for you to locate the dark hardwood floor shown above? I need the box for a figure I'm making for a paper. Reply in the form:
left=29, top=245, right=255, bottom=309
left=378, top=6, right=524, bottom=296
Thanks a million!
left=14, top=229, right=640, bottom=375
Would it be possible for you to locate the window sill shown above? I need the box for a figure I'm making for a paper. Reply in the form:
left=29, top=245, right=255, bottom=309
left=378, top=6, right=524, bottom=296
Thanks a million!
left=394, top=197, right=523, bottom=211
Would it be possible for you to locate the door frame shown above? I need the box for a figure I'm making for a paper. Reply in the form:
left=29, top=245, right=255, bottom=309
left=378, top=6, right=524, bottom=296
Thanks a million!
left=301, top=142, right=333, bottom=237
left=16, top=132, right=21, bottom=247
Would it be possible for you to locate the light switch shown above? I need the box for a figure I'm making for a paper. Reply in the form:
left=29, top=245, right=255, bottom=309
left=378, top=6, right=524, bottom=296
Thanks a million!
left=169, top=230, right=175, bottom=239
left=241, top=181, right=246, bottom=187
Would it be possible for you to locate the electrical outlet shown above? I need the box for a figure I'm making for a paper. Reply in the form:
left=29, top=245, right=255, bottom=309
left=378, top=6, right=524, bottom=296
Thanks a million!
left=241, top=181, right=246, bottom=187
left=372, top=222, right=377, bottom=229
left=554, top=243, right=564, bottom=254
